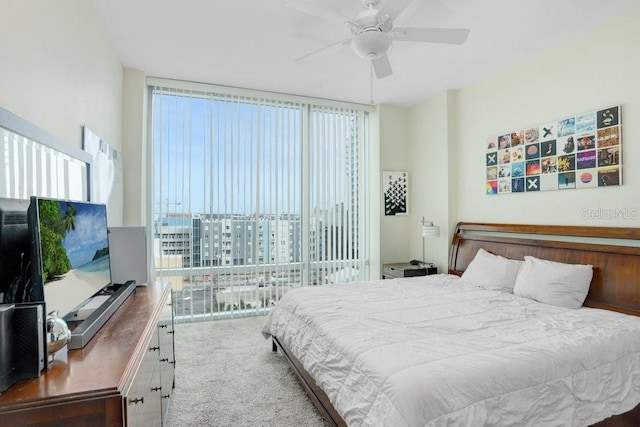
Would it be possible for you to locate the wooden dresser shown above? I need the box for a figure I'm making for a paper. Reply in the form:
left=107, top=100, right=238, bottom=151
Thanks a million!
left=0, top=281, right=175, bottom=426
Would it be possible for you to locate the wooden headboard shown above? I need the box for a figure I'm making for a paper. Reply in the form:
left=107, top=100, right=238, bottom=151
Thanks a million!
left=448, top=222, right=640, bottom=316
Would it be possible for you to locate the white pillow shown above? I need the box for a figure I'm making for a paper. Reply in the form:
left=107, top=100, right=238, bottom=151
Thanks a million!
left=513, top=256, right=593, bottom=309
left=460, top=248, right=523, bottom=292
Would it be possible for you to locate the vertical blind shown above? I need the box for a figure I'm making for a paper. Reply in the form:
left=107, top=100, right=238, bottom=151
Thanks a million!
left=149, top=83, right=369, bottom=322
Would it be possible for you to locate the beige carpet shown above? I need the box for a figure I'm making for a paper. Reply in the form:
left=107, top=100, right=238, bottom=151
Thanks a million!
left=166, top=315, right=327, bottom=427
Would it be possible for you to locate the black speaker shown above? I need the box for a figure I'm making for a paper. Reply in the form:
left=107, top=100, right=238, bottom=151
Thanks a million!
left=13, top=303, right=45, bottom=380
left=0, top=304, right=15, bottom=392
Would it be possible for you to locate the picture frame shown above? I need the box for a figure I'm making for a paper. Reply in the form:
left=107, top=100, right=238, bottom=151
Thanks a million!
left=383, top=171, right=408, bottom=216
left=486, top=105, right=622, bottom=195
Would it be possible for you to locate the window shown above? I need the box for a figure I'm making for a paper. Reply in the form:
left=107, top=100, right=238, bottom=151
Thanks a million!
left=150, top=80, right=370, bottom=321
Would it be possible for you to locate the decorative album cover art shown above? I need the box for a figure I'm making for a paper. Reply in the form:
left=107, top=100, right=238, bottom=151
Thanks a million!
left=486, top=105, right=622, bottom=195
left=541, top=157, right=557, bottom=174
left=383, top=171, right=408, bottom=215
left=498, top=149, right=511, bottom=164
left=487, top=166, right=498, bottom=180
left=558, top=172, right=576, bottom=189
left=577, top=135, right=595, bottom=151
left=487, top=137, right=498, bottom=151
left=597, top=106, right=619, bottom=128
left=525, top=176, right=540, bottom=192
left=540, top=140, right=556, bottom=157
left=557, top=154, right=575, bottom=172
left=526, top=159, right=541, bottom=176
left=486, top=180, right=498, bottom=195
left=510, top=131, right=524, bottom=146
left=498, top=179, right=511, bottom=194
left=598, top=167, right=620, bottom=186
left=596, top=126, right=620, bottom=147
left=525, top=127, right=539, bottom=144
left=509, top=145, right=524, bottom=162
left=498, top=134, right=511, bottom=149
left=525, top=143, right=540, bottom=160
left=598, top=147, right=620, bottom=167
left=512, top=177, right=525, bottom=193
left=576, top=169, right=598, bottom=189
left=576, top=112, right=596, bottom=134
left=577, top=150, right=597, bottom=169
left=486, top=152, right=497, bottom=166
left=558, top=136, right=575, bottom=154
left=511, top=162, right=525, bottom=178
left=558, top=117, right=575, bottom=137
left=539, top=122, right=555, bottom=142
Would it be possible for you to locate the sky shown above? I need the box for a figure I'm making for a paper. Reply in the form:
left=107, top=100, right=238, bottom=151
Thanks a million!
left=153, top=92, right=359, bottom=216
left=59, top=201, right=109, bottom=268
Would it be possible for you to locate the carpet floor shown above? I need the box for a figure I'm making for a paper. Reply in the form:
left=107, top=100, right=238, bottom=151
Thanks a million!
left=166, top=315, right=327, bottom=427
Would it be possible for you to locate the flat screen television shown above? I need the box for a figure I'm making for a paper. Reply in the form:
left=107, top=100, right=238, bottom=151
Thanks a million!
left=29, top=196, right=136, bottom=349
left=30, top=198, right=112, bottom=318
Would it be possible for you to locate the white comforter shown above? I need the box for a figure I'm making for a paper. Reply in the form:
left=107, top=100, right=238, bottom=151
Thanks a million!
left=262, top=274, right=640, bottom=427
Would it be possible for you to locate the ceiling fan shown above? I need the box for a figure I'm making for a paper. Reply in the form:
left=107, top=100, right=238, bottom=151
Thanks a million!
left=286, top=0, right=470, bottom=79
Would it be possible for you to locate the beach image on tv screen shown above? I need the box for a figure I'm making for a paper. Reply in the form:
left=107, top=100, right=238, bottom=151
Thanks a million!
left=37, top=199, right=111, bottom=316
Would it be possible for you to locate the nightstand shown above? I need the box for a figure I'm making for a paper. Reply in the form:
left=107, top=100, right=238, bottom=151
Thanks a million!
left=382, top=263, right=437, bottom=279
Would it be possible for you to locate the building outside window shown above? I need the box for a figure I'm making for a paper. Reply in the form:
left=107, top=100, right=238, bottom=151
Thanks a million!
left=150, top=81, right=370, bottom=321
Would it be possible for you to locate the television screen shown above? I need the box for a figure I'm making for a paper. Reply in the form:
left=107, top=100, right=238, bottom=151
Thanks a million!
left=30, top=197, right=112, bottom=319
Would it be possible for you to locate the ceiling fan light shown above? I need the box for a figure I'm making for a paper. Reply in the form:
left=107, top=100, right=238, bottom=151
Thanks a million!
left=351, top=31, right=392, bottom=59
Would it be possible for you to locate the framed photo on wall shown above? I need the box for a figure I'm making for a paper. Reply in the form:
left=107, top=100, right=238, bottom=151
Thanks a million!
left=383, top=171, right=408, bottom=216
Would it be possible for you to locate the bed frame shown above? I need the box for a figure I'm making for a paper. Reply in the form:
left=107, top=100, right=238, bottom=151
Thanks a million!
left=272, top=222, right=640, bottom=426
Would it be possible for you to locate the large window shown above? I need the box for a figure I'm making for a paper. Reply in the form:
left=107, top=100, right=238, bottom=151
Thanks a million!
left=149, top=81, right=370, bottom=321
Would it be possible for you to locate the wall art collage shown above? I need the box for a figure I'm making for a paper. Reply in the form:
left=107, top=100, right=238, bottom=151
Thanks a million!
left=485, top=105, right=622, bottom=195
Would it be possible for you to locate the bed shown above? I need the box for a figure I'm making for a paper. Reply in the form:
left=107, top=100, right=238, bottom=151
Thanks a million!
left=262, top=222, right=640, bottom=426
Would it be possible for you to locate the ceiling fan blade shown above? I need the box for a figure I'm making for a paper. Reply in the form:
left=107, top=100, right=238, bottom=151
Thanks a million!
left=295, top=38, right=352, bottom=64
left=372, top=54, right=393, bottom=79
left=393, top=0, right=452, bottom=26
left=389, top=0, right=425, bottom=24
left=378, top=0, right=415, bottom=22
left=393, top=27, right=470, bottom=44
left=285, top=0, right=355, bottom=27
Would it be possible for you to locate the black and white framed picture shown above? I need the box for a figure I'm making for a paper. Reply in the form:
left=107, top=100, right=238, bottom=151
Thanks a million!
left=383, top=171, right=408, bottom=216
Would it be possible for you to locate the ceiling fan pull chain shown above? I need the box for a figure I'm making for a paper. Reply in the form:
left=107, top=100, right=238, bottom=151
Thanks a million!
left=370, top=61, right=374, bottom=105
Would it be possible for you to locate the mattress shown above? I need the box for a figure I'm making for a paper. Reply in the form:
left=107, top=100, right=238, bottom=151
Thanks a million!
left=262, top=274, right=640, bottom=426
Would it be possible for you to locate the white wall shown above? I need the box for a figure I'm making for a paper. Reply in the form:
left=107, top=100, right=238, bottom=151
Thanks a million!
left=407, top=92, right=456, bottom=272
left=399, top=8, right=640, bottom=265
left=0, top=0, right=124, bottom=223
left=392, top=7, right=640, bottom=271
left=453, top=9, right=640, bottom=227
left=378, top=104, right=412, bottom=270
left=122, top=70, right=148, bottom=226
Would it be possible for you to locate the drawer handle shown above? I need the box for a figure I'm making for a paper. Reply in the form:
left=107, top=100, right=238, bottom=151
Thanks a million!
left=168, top=331, right=175, bottom=335
left=162, top=394, right=171, bottom=399
left=151, top=387, right=161, bottom=392
left=129, top=396, right=144, bottom=405
left=159, top=324, right=168, bottom=328
left=149, top=346, right=160, bottom=352
left=160, top=358, right=169, bottom=362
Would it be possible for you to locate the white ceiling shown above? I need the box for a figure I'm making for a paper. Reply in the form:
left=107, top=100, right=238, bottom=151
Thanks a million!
left=91, top=0, right=637, bottom=107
